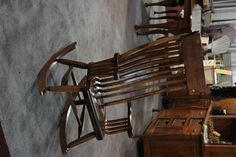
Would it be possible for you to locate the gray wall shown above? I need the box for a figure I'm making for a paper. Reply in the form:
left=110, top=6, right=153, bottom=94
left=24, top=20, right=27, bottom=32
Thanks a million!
left=0, top=0, right=156, bottom=157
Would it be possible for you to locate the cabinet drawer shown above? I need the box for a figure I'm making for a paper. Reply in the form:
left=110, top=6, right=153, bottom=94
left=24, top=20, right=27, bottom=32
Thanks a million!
left=149, top=139, right=201, bottom=157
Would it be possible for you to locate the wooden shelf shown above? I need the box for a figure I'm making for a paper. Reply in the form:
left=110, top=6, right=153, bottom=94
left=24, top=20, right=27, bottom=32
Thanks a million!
left=205, top=144, right=236, bottom=148
left=204, top=144, right=236, bottom=155
left=210, top=115, right=236, bottom=119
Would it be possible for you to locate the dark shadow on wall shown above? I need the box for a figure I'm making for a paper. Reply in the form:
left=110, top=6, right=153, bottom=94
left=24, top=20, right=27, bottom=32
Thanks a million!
left=137, top=139, right=144, bottom=157
left=0, top=122, right=11, bottom=157
left=140, top=1, right=149, bottom=24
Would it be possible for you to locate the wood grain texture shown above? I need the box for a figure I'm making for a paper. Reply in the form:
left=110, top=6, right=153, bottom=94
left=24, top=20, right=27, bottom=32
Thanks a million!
left=142, top=105, right=208, bottom=157
left=182, top=32, right=209, bottom=95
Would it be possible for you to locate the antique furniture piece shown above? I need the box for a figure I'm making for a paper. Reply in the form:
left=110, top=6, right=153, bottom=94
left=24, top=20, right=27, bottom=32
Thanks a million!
left=146, top=0, right=183, bottom=22
left=143, top=98, right=236, bottom=157
left=203, top=98, right=236, bottom=157
left=38, top=32, right=205, bottom=153
left=144, top=0, right=184, bottom=7
left=142, top=89, right=236, bottom=157
left=149, top=14, right=181, bottom=21
left=139, top=30, right=215, bottom=157
left=138, top=23, right=236, bottom=157
left=151, top=10, right=181, bottom=21
left=135, top=0, right=196, bottom=36
left=154, top=10, right=179, bottom=14
left=142, top=100, right=212, bottom=157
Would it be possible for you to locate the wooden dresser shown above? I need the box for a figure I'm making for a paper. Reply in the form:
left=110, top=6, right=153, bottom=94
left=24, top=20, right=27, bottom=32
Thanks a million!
left=142, top=101, right=211, bottom=157
left=142, top=98, right=236, bottom=157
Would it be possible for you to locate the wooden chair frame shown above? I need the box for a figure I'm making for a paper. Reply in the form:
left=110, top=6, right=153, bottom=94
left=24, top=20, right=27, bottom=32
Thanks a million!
left=37, top=32, right=207, bottom=153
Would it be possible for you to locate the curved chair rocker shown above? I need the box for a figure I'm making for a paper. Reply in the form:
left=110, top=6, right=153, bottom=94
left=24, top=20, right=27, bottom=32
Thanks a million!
left=37, top=32, right=207, bottom=153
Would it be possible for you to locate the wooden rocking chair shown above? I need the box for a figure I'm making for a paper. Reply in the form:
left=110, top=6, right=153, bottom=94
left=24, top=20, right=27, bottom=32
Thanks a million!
left=37, top=32, right=207, bottom=153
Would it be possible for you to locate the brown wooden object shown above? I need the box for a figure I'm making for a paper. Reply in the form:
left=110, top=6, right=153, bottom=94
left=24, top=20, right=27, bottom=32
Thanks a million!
left=142, top=101, right=211, bottom=157
left=135, top=0, right=196, bottom=36
left=203, top=105, right=236, bottom=157
left=182, top=32, right=209, bottom=95
left=37, top=32, right=206, bottom=153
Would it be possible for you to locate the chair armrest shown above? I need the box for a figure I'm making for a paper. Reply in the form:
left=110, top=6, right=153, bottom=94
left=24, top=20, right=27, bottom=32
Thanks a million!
left=37, top=42, right=87, bottom=95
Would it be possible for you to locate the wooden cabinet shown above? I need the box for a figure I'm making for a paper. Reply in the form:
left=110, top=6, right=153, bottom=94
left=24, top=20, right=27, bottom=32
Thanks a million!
left=204, top=144, right=236, bottom=157
left=204, top=115, right=236, bottom=157
left=142, top=107, right=210, bottom=157
left=143, top=135, right=202, bottom=157
left=142, top=98, right=236, bottom=157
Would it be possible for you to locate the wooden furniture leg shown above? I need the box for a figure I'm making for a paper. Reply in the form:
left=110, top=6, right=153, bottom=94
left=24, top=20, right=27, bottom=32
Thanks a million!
left=154, top=10, right=179, bottom=14
left=149, top=16, right=179, bottom=21
left=145, top=0, right=184, bottom=7
left=136, top=29, right=169, bottom=36
left=134, top=21, right=178, bottom=30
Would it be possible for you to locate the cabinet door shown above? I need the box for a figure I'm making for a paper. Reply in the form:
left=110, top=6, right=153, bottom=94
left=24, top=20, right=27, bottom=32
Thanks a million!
left=149, top=139, right=201, bottom=157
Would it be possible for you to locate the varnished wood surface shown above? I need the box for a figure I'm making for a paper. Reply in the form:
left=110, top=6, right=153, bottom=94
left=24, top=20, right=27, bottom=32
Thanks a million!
left=203, top=103, right=236, bottom=157
left=205, top=144, right=236, bottom=157
left=37, top=42, right=78, bottom=95
left=135, top=0, right=197, bottom=36
left=142, top=105, right=208, bottom=157
left=38, top=33, right=208, bottom=153
left=182, top=33, right=209, bottom=95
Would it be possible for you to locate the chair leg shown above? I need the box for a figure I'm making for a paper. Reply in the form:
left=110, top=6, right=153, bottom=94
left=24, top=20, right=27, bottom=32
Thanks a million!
left=59, top=94, right=100, bottom=154
left=37, top=42, right=77, bottom=95
left=82, top=90, right=104, bottom=140
left=136, top=29, right=168, bottom=36
left=102, top=118, right=131, bottom=135
left=154, top=10, right=179, bottom=14
left=101, top=101, right=133, bottom=137
left=127, top=101, right=133, bottom=138
left=135, top=21, right=178, bottom=30
left=149, top=16, right=179, bottom=21
left=145, top=0, right=180, bottom=7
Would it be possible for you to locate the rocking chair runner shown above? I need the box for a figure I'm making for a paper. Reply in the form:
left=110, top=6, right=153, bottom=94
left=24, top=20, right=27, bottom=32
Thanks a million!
left=37, top=32, right=207, bottom=153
